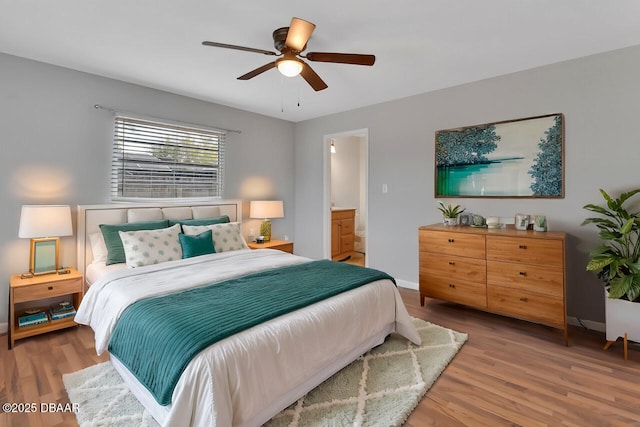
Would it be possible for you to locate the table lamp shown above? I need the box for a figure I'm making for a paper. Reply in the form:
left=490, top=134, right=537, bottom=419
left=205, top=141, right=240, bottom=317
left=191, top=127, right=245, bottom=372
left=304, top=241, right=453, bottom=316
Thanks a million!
left=18, top=205, right=73, bottom=275
left=250, top=201, right=284, bottom=242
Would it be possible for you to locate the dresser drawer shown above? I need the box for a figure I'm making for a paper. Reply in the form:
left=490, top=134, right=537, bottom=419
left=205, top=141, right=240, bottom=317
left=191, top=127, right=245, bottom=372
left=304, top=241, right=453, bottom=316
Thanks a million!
left=340, top=234, right=354, bottom=252
left=487, top=261, right=564, bottom=298
left=487, top=236, right=563, bottom=267
left=420, top=275, right=487, bottom=309
left=340, top=219, right=354, bottom=235
left=13, top=277, right=83, bottom=303
left=420, top=252, right=486, bottom=283
left=419, top=230, right=486, bottom=258
left=332, top=209, right=355, bottom=221
left=487, top=285, right=565, bottom=328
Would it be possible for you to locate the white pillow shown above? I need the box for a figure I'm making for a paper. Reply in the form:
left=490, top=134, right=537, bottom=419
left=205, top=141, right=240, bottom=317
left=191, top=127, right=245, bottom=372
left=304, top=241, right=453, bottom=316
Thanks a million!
left=89, top=232, right=108, bottom=264
left=182, top=222, right=248, bottom=253
left=118, top=224, right=182, bottom=267
left=127, top=208, right=163, bottom=223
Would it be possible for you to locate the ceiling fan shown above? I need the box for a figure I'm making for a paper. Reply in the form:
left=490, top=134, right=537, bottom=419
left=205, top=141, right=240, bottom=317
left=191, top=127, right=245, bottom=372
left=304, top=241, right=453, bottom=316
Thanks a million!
left=202, top=17, right=376, bottom=91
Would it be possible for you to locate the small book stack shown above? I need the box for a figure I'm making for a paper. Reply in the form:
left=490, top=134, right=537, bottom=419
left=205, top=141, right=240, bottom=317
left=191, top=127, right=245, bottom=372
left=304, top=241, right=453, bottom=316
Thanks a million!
left=49, top=302, right=76, bottom=321
left=18, top=311, right=49, bottom=328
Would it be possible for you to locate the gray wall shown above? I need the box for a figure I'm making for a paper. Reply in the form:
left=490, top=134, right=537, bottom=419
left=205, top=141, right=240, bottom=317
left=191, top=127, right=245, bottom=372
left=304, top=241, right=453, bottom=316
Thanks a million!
left=294, top=44, right=640, bottom=325
left=3, top=43, right=639, bottom=332
left=0, top=53, right=295, bottom=330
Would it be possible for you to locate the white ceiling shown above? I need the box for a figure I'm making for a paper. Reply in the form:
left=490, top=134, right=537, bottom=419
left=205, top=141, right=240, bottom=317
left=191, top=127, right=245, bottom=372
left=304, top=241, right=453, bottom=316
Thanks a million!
left=2, top=1, right=640, bottom=123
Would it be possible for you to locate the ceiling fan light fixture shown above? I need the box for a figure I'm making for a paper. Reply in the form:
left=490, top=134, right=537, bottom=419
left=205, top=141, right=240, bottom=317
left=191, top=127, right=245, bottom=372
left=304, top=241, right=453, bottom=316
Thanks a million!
left=276, top=57, right=303, bottom=77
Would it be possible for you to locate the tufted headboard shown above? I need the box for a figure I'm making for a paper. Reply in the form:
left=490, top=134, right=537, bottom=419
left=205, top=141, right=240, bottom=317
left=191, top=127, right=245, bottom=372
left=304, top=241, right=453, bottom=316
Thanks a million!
left=76, top=200, right=243, bottom=278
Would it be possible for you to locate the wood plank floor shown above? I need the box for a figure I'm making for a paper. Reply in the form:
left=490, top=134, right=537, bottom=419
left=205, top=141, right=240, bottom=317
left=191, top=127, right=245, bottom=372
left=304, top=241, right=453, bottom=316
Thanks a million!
left=1, top=288, right=639, bottom=426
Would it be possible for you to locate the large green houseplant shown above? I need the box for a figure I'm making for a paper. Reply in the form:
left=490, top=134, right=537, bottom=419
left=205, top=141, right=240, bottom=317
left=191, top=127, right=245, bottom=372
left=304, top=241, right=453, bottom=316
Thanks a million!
left=582, top=188, right=640, bottom=301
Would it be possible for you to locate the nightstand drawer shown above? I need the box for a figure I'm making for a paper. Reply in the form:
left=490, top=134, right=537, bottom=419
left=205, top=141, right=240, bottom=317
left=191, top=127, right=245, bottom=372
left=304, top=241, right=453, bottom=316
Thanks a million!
left=270, top=242, right=294, bottom=253
left=13, top=277, right=82, bottom=303
left=247, top=239, right=294, bottom=254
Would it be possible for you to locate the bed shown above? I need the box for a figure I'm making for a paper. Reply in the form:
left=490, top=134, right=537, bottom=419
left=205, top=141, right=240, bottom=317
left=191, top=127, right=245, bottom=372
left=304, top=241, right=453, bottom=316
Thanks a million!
left=75, top=201, right=420, bottom=427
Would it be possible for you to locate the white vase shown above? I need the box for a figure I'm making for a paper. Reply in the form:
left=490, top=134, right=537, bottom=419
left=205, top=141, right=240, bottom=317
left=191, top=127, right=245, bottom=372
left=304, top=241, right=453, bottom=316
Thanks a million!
left=605, top=289, right=640, bottom=344
left=443, top=217, right=459, bottom=226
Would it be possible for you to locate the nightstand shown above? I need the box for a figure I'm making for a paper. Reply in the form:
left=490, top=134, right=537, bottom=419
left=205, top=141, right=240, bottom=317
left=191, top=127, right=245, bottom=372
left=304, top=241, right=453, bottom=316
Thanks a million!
left=247, top=239, right=294, bottom=254
left=8, top=268, right=84, bottom=349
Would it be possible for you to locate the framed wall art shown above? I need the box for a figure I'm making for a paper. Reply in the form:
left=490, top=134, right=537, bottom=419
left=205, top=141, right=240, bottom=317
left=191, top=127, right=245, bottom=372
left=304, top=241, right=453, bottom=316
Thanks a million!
left=435, top=113, right=564, bottom=198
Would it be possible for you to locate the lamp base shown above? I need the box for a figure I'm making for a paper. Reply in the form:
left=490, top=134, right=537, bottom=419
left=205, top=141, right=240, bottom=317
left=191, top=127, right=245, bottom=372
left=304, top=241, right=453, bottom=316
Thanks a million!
left=259, top=219, right=272, bottom=242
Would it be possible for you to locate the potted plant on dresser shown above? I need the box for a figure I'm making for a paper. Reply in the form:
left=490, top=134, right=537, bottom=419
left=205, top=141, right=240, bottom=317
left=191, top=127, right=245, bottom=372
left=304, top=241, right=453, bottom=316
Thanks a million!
left=583, top=188, right=640, bottom=359
left=437, top=201, right=465, bottom=226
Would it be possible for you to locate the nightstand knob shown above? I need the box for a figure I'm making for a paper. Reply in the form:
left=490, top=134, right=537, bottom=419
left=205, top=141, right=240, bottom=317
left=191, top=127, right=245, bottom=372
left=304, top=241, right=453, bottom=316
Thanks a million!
left=519, top=271, right=526, bottom=276
left=520, top=297, right=528, bottom=302
left=48, top=286, right=53, bottom=290
left=448, top=261, right=455, bottom=265
left=448, top=238, right=454, bottom=243
left=518, top=245, right=527, bottom=249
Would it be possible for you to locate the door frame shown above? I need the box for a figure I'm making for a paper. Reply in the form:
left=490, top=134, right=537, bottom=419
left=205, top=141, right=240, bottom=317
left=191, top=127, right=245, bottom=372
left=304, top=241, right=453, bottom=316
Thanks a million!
left=323, top=128, right=369, bottom=263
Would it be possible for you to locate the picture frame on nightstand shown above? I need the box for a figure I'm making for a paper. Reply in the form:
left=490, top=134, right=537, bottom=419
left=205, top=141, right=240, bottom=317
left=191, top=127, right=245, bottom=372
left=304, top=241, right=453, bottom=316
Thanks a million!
left=30, top=237, right=59, bottom=275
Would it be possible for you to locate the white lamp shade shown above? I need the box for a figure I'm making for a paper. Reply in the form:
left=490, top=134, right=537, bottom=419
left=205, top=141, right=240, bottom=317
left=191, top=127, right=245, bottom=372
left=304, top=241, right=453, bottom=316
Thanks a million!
left=18, top=205, right=73, bottom=238
left=250, top=201, right=284, bottom=219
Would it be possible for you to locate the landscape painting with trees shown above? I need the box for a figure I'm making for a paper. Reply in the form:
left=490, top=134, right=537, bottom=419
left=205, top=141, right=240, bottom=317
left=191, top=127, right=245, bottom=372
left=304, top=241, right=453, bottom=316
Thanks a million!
left=435, top=113, right=564, bottom=198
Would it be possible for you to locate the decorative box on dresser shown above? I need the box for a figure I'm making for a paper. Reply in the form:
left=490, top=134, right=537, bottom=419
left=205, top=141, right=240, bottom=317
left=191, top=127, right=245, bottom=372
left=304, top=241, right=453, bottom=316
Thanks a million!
left=419, top=224, right=568, bottom=345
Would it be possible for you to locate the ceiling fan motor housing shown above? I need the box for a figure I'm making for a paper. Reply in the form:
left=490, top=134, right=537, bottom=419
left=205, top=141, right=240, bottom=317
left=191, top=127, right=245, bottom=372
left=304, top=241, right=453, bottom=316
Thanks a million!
left=273, top=27, right=301, bottom=52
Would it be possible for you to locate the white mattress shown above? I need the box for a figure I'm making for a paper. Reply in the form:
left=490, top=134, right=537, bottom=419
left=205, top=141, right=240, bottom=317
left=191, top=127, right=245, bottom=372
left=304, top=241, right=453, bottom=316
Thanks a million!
left=76, top=249, right=420, bottom=426
left=85, top=261, right=127, bottom=286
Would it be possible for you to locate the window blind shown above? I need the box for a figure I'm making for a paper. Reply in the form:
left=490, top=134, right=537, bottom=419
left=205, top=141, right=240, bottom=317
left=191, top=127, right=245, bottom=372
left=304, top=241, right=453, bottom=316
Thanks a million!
left=111, top=115, right=225, bottom=199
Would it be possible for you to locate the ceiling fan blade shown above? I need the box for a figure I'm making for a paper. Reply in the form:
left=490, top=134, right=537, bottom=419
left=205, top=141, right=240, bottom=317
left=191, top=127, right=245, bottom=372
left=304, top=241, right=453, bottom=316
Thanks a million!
left=237, top=62, right=276, bottom=80
left=306, top=52, right=376, bottom=66
left=300, top=62, right=328, bottom=91
left=285, top=17, right=316, bottom=52
left=202, top=41, right=277, bottom=56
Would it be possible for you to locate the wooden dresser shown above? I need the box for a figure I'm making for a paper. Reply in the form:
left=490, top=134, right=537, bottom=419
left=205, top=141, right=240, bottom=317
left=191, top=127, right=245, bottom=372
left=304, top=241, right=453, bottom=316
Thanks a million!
left=419, top=223, right=567, bottom=345
left=332, top=209, right=355, bottom=261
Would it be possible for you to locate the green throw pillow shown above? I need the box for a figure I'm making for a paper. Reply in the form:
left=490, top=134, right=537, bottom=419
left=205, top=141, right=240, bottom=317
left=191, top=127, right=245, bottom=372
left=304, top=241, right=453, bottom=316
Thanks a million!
left=168, top=215, right=230, bottom=227
left=100, top=220, right=170, bottom=265
left=179, top=230, right=215, bottom=258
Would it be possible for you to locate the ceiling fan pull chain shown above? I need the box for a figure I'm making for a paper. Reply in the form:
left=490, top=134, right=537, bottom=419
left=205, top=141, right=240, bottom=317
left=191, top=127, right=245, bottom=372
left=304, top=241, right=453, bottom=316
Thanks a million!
left=281, top=74, right=285, bottom=113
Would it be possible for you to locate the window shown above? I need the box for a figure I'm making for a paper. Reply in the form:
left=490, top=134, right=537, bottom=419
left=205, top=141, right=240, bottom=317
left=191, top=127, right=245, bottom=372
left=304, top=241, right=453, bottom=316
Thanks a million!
left=111, top=115, right=225, bottom=199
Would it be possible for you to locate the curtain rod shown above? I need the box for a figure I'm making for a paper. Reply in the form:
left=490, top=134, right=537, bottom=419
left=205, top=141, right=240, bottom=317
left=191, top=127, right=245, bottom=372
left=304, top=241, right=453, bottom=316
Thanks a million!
left=93, top=104, right=242, bottom=134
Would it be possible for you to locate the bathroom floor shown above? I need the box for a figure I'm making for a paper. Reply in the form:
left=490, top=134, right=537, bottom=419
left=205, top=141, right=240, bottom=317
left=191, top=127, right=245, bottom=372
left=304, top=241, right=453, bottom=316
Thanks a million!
left=343, top=251, right=365, bottom=267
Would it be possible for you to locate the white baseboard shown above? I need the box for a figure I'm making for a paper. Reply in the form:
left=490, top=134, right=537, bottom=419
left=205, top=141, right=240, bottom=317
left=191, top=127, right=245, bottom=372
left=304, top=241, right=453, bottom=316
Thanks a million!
left=395, top=279, right=418, bottom=290
left=567, top=316, right=605, bottom=333
left=0, top=322, right=7, bottom=335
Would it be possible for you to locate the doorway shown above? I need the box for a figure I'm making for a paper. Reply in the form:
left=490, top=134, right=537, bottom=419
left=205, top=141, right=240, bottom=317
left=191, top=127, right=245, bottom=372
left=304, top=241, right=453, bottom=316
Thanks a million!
left=323, top=129, right=368, bottom=266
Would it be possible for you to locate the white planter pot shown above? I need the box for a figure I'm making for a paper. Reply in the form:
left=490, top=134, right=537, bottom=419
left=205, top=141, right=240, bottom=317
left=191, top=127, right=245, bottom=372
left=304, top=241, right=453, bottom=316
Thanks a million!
left=605, top=289, right=640, bottom=343
left=443, top=217, right=459, bottom=226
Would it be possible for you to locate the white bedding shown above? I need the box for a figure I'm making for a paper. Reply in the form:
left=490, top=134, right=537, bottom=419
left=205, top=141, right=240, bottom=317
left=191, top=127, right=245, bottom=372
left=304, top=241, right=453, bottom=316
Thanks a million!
left=76, top=249, right=420, bottom=426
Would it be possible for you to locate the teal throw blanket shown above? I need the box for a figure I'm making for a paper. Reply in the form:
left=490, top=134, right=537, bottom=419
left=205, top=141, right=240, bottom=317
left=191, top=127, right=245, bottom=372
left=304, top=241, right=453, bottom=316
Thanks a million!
left=108, top=259, right=395, bottom=405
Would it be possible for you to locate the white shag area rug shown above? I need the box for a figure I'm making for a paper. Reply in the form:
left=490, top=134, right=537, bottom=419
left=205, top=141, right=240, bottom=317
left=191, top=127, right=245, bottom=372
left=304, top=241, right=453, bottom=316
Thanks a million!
left=63, top=318, right=467, bottom=426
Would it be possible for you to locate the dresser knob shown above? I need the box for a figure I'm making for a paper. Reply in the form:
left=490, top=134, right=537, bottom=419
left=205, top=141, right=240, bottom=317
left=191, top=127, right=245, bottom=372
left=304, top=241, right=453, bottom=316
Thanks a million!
left=448, top=261, right=455, bottom=265
left=519, top=271, right=526, bottom=276
left=520, top=297, right=528, bottom=302
left=449, top=283, right=456, bottom=288
left=48, top=286, right=53, bottom=291
left=448, top=238, right=454, bottom=243
left=518, top=245, right=527, bottom=249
